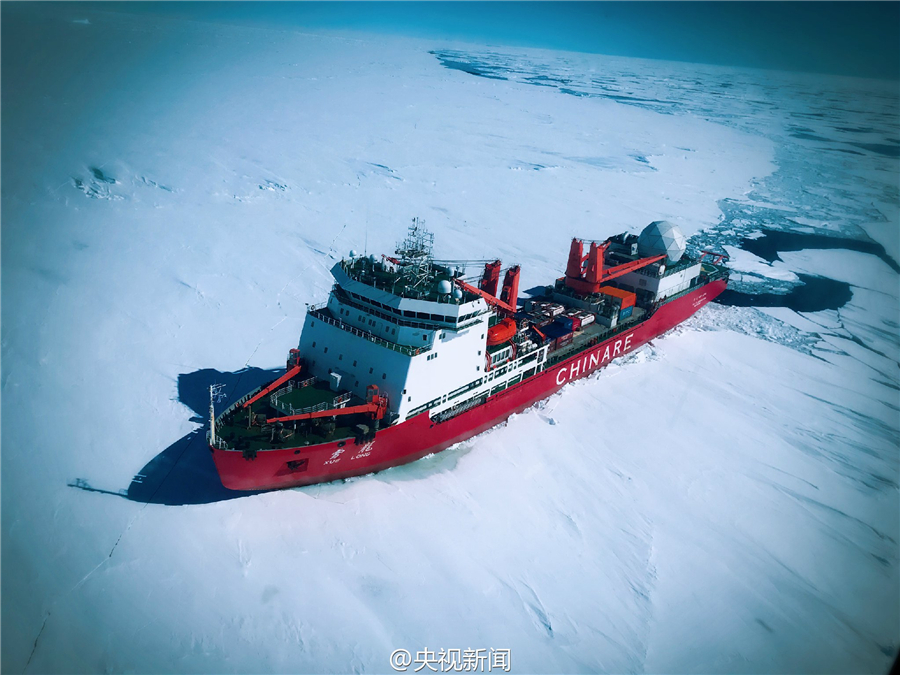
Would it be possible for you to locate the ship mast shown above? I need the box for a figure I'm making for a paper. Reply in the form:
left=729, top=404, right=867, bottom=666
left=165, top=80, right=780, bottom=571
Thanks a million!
left=209, top=384, right=225, bottom=445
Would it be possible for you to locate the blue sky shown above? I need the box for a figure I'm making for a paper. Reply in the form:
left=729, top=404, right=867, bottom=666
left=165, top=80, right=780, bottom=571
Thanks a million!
left=24, top=2, right=900, bottom=79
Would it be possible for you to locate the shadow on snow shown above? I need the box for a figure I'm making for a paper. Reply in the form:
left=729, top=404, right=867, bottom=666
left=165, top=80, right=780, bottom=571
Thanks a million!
left=69, top=367, right=282, bottom=505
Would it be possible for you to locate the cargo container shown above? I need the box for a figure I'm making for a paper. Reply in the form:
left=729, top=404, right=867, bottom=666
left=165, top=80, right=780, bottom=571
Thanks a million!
left=546, top=303, right=565, bottom=317
left=555, top=333, right=574, bottom=348
left=619, top=305, right=634, bottom=320
left=597, top=285, right=636, bottom=309
left=556, top=315, right=583, bottom=331
left=596, top=312, right=618, bottom=328
left=578, top=313, right=595, bottom=327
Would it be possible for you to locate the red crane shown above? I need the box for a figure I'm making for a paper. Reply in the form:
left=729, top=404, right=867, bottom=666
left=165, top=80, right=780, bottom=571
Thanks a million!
left=242, top=350, right=303, bottom=409
left=266, top=385, right=388, bottom=424
left=564, top=238, right=666, bottom=295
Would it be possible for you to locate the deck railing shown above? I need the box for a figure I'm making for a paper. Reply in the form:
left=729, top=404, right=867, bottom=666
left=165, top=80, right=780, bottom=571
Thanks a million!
left=269, top=376, right=316, bottom=408
left=272, top=391, right=353, bottom=418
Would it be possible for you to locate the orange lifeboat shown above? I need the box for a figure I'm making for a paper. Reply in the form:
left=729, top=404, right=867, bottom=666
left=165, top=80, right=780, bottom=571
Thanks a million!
left=486, top=318, right=517, bottom=346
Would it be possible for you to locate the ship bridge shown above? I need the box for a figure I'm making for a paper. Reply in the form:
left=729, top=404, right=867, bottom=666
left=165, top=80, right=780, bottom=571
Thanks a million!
left=297, top=223, right=495, bottom=422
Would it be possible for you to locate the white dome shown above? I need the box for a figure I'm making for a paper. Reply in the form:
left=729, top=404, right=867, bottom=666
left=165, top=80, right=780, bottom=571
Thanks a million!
left=638, top=220, right=686, bottom=263
left=451, top=287, right=463, bottom=299
left=436, top=279, right=452, bottom=295
left=349, top=249, right=358, bottom=258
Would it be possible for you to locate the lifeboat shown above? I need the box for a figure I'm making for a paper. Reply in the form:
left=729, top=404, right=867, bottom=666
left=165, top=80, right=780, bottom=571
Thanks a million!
left=486, top=317, right=516, bottom=346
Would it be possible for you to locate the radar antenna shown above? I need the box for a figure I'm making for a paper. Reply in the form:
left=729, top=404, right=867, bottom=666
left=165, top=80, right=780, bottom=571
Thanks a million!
left=394, top=217, right=434, bottom=296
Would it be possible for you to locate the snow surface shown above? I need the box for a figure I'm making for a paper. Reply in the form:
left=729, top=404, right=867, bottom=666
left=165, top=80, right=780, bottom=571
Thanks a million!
left=2, top=6, right=898, bottom=673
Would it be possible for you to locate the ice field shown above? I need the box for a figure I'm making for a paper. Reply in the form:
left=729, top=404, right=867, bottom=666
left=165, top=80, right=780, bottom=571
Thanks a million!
left=2, top=5, right=898, bottom=673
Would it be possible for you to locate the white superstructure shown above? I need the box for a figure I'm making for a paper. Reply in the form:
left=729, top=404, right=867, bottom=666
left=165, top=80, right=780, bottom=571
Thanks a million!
left=296, top=227, right=550, bottom=423
left=615, top=259, right=702, bottom=301
left=294, top=220, right=706, bottom=425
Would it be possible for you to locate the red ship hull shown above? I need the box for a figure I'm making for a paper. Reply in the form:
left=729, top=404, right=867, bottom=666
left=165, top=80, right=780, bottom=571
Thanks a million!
left=212, top=279, right=726, bottom=491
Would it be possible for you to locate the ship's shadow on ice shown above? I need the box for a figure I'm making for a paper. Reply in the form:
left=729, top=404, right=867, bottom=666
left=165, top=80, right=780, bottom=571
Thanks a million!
left=71, top=367, right=283, bottom=505
left=69, top=365, right=478, bottom=505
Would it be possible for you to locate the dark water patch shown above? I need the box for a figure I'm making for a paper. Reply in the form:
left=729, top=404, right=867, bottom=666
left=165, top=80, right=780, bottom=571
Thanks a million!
left=526, top=74, right=571, bottom=87
left=70, top=366, right=279, bottom=505
left=740, top=228, right=900, bottom=273
left=790, top=131, right=834, bottom=142
left=524, top=78, right=555, bottom=88
left=827, top=148, right=865, bottom=155
left=755, top=618, right=774, bottom=633
left=835, top=126, right=875, bottom=133
left=559, top=87, right=593, bottom=98
left=89, top=166, right=116, bottom=184
left=846, top=141, right=900, bottom=158
left=429, top=51, right=508, bottom=80
left=603, top=93, right=669, bottom=105
left=717, top=273, right=853, bottom=312
left=846, top=332, right=891, bottom=360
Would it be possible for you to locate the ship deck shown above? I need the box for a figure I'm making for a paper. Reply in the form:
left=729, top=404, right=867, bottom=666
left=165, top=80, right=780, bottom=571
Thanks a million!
left=216, top=380, right=372, bottom=453
left=545, top=307, right=646, bottom=365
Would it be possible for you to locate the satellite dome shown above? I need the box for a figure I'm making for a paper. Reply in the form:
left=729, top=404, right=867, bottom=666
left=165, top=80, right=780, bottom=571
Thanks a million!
left=369, top=254, right=377, bottom=263
left=451, top=287, right=463, bottom=300
left=638, top=220, right=686, bottom=263
left=349, top=249, right=359, bottom=258
left=436, top=279, right=452, bottom=295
